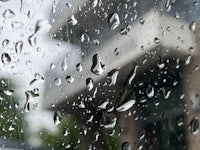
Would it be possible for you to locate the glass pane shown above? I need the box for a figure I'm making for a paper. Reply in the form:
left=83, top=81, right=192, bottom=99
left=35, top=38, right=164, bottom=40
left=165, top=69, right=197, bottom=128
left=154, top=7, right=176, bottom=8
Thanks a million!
left=0, top=0, right=200, bottom=149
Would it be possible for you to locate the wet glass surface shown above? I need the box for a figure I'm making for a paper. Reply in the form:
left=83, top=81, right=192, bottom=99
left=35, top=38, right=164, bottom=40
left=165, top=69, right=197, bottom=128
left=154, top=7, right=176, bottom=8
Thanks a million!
left=0, top=0, right=200, bottom=149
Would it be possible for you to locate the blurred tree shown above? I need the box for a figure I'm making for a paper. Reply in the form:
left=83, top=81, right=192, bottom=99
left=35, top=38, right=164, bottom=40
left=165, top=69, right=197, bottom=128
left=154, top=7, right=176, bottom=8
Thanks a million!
left=0, top=78, right=27, bottom=141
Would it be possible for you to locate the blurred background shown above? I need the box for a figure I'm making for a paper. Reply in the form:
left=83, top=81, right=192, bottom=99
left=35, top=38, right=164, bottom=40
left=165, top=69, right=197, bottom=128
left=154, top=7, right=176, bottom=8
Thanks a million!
left=0, top=0, right=200, bottom=149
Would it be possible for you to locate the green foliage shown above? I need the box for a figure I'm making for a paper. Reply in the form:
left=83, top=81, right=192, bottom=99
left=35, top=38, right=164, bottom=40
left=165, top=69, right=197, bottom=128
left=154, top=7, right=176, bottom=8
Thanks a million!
left=0, top=78, right=26, bottom=141
left=102, top=126, right=120, bottom=150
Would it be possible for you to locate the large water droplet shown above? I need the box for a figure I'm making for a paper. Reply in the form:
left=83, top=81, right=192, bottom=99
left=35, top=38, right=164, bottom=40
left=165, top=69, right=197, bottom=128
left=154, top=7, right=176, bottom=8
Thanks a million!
left=3, top=9, right=15, bottom=19
left=116, top=100, right=136, bottom=112
left=146, top=84, right=154, bottom=98
left=1, top=53, right=11, bottom=65
left=109, top=13, right=120, bottom=30
left=86, top=78, right=94, bottom=91
left=67, top=15, right=77, bottom=25
left=189, top=21, right=196, bottom=32
left=54, top=77, right=61, bottom=86
left=189, top=117, right=199, bottom=135
left=61, top=58, right=67, bottom=71
left=91, top=54, right=105, bottom=75
left=15, top=41, right=23, bottom=54
left=108, top=69, right=119, bottom=86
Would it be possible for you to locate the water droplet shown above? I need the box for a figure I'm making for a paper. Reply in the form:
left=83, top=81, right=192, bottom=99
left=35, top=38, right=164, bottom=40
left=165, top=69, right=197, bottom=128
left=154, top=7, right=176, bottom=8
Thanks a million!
left=189, top=117, right=199, bottom=135
left=54, top=77, right=61, bottom=86
left=54, top=111, right=62, bottom=125
left=28, top=20, right=51, bottom=46
left=2, top=39, right=9, bottom=47
left=109, top=13, right=120, bottom=30
left=114, top=48, right=120, bottom=55
left=65, top=144, right=71, bottom=149
left=146, top=84, right=154, bottom=98
left=8, top=122, right=16, bottom=131
left=86, top=78, right=94, bottom=91
left=12, top=21, right=24, bottom=30
left=1, top=53, right=11, bottom=65
left=91, top=54, right=105, bottom=75
left=98, top=101, right=109, bottom=109
left=50, top=63, right=56, bottom=69
left=76, top=63, right=83, bottom=72
left=3, top=89, right=14, bottom=96
left=91, top=0, right=98, bottom=8
left=28, top=34, right=36, bottom=47
left=189, top=21, right=196, bottom=32
left=162, top=87, right=171, bottom=99
left=139, top=18, right=145, bottom=25
left=15, top=41, right=23, bottom=54
left=165, top=0, right=171, bottom=12
left=101, top=112, right=117, bottom=129
left=154, top=37, right=160, bottom=44
left=61, top=58, right=67, bottom=71
left=65, top=2, right=72, bottom=8
left=108, top=69, right=119, bottom=86
left=157, top=60, right=165, bottom=69
left=116, top=100, right=136, bottom=112
left=66, top=75, right=74, bottom=83
left=193, top=1, right=199, bottom=9
left=3, top=9, right=15, bottom=19
left=128, top=66, right=138, bottom=85
left=63, top=128, right=70, bottom=136
left=122, top=142, right=131, bottom=150
left=29, top=73, right=44, bottom=86
left=80, top=33, right=90, bottom=43
left=184, top=54, right=191, bottom=65
left=78, top=101, right=85, bottom=108
left=67, top=15, right=77, bottom=25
